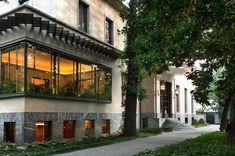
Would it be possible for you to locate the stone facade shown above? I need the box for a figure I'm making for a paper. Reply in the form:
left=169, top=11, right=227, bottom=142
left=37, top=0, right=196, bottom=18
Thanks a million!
left=0, top=0, right=124, bottom=144
left=0, top=112, right=122, bottom=144
left=139, top=71, right=197, bottom=128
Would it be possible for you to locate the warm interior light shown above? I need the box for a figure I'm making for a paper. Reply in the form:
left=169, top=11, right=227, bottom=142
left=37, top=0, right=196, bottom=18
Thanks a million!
left=36, top=122, right=45, bottom=126
left=160, top=82, right=165, bottom=91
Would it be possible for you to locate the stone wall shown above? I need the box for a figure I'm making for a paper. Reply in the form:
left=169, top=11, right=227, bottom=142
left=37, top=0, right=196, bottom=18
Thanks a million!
left=0, top=112, right=122, bottom=144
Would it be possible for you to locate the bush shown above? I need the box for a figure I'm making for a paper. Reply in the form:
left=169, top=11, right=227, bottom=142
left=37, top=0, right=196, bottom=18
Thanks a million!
left=198, top=119, right=206, bottom=124
left=192, top=119, right=199, bottom=125
left=138, top=128, right=162, bottom=135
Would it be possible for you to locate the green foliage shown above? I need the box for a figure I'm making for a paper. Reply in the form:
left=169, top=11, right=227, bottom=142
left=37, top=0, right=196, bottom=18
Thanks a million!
left=135, top=132, right=235, bottom=156
left=192, top=119, right=199, bottom=125
left=27, top=83, right=52, bottom=94
left=60, top=81, right=79, bottom=96
left=199, top=119, right=206, bottom=125
left=0, top=80, right=16, bottom=94
left=0, top=129, right=166, bottom=156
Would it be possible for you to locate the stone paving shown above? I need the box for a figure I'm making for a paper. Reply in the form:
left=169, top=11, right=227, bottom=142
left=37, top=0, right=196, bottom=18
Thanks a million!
left=55, top=125, right=219, bottom=156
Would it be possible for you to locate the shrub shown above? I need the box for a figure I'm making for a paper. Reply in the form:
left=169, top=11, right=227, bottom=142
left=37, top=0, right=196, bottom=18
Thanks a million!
left=199, top=119, right=206, bottom=124
left=192, top=119, right=199, bottom=125
left=138, top=128, right=162, bottom=134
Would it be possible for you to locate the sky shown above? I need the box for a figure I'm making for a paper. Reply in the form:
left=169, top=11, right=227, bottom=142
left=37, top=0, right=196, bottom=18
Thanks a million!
left=124, top=0, right=130, bottom=6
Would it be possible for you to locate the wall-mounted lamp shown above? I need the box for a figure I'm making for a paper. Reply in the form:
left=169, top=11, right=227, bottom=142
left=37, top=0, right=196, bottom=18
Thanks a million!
left=160, top=81, right=165, bottom=91
left=175, top=89, right=179, bottom=95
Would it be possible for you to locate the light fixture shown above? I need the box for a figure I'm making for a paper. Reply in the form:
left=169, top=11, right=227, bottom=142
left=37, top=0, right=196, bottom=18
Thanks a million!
left=175, top=88, right=179, bottom=94
left=160, top=81, right=165, bottom=91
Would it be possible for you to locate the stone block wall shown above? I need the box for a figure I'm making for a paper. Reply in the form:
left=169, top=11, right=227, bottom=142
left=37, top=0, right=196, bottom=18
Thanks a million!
left=0, top=112, right=122, bottom=144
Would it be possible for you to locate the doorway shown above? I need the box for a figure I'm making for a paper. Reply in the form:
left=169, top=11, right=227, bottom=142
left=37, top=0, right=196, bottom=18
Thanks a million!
left=160, top=81, right=172, bottom=118
left=4, top=122, right=16, bottom=143
left=35, top=121, right=52, bottom=142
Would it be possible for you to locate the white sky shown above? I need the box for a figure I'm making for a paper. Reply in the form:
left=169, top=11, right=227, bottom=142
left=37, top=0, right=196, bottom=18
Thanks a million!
left=124, top=0, right=130, bottom=5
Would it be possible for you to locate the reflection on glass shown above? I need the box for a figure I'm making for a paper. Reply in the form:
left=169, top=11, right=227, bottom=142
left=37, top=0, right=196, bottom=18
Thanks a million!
left=27, top=48, right=53, bottom=94
left=0, top=44, right=112, bottom=101
left=59, top=57, right=77, bottom=96
left=80, top=64, right=96, bottom=99
left=0, top=46, right=24, bottom=94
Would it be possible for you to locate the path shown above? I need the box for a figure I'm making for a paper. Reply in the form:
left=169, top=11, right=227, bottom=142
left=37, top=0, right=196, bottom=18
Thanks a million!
left=55, top=125, right=219, bottom=156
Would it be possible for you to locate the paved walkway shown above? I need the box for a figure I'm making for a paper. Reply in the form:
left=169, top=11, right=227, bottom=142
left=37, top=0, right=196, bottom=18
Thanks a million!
left=56, top=125, right=219, bottom=156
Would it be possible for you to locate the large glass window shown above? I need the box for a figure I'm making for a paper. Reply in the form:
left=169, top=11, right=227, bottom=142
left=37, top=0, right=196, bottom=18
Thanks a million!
left=79, top=63, right=96, bottom=99
left=0, top=43, right=112, bottom=102
left=27, top=47, right=53, bottom=94
left=0, top=46, right=24, bottom=94
left=96, top=67, right=112, bottom=101
left=59, top=57, right=77, bottom=96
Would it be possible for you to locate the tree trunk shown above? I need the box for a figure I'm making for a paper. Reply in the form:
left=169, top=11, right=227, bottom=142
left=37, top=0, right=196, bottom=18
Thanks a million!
left=220, top=98, right=231, bottom=131
left=230, top=94, right=235, bottom=145
left=123, top=62, right=139, bottom=136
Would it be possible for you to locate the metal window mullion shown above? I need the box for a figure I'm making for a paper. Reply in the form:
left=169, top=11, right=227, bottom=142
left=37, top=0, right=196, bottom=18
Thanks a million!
left=53, top=53, right=56, bottom=95
left=0, top=49, right=1, bottom=85
left=24, top=43, right=28, bottom=94
left=94, top=67, right=97, bottom=101
left=8, top=50, right=10, bottom=79
left=57, top=55, right=60, bottom=95
left=16, top=47, right=18, bottom=92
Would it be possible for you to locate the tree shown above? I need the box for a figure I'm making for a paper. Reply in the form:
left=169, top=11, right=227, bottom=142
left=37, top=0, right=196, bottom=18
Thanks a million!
left=120, top=0, right=234, bottom=139
left=120, top=0, right=194, bottom=136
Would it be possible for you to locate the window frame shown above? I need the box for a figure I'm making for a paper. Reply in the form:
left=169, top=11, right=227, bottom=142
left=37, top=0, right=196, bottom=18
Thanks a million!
left=79, top=0, right=89, bottom=33
left=0, top=42, right=112, bottom=103
left=105, top=17, right=114, bottom=45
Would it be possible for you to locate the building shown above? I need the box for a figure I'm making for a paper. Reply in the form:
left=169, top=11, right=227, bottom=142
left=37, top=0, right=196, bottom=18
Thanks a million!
left=0, top=0, right=125, bottom=144
left=138, top=66, right=197, bottom=129
left=0, top=0, right=198, bottom=144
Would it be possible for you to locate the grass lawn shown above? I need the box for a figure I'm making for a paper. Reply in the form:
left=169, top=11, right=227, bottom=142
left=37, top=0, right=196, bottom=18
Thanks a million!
left=135, top=131, right=235, bottom=156
left=0, top=127, right=170, bottom=156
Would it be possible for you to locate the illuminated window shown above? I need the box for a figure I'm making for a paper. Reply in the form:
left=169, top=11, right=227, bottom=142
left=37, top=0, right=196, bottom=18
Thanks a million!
left=102, top=119, right=110, bottom=134
left=27, top=48, right=53, bottom=94
left=0, top=46, right=24, bottom=94
left=63, top=120, right=76, bottom=139
left=59, top=57, right=77, bottom=96
left=84, top=120, right=95, bottom=137
left=80, top=64, right=96, bottom=99
left=0, top=44, right=112, bottom=101
left=35, top=121, right=52, bottom=142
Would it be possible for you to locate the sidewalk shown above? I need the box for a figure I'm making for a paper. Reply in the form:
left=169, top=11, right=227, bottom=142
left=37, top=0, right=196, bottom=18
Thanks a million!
left=55, top=125, right=219, bottom=156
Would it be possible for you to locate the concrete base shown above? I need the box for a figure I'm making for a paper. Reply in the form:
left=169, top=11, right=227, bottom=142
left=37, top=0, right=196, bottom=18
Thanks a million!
left=0, top=112, right=122, bottom=144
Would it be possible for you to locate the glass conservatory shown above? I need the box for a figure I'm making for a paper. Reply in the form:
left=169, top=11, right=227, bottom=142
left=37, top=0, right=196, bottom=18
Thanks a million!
left=0, top=42, right=112, bottom=102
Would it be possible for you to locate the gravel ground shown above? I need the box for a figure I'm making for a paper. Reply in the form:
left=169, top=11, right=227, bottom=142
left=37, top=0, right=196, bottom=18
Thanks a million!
left=55, top=125, right=219, bottom=156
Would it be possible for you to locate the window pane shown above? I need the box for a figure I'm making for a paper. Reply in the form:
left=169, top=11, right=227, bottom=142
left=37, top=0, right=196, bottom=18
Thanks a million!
left=59, top=57, right=77, bottom=96
left=80, top=63, right=96, bottom=99
left=105, top=19, right=113, bottom=44
left=79, top=2, right=88, bottom=32
left=1, top=47, right=17, bottom=94
left=97, top=67, right=112, bottom=101
left=27, top=48, right=53, bottom=94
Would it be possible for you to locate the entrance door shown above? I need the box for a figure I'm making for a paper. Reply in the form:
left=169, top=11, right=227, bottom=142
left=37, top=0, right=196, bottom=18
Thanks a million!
left=4, top=122, right=16, bottom=143
left=160, top=82, right=172, bottom=118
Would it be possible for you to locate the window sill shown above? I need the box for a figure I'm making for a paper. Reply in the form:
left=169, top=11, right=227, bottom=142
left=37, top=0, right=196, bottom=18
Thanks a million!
left=0, top=93, right=112, bottom=104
